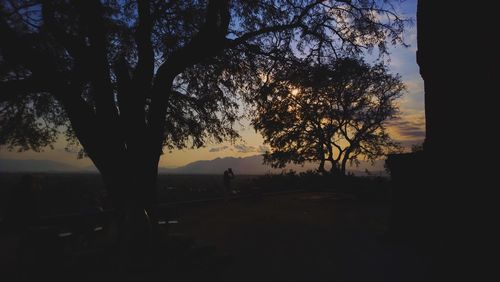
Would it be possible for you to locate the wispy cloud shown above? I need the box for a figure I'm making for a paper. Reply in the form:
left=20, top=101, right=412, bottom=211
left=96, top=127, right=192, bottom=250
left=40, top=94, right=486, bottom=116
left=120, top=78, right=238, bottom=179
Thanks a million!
left=387, top=114, right=426, bottom=143
left=258, top=145, right=270, bottom=154
left=209, top=146, right=229, bottom=153
left=234, top=144, right=256, bottom=153
left=398, top=129, right=425, bottom=138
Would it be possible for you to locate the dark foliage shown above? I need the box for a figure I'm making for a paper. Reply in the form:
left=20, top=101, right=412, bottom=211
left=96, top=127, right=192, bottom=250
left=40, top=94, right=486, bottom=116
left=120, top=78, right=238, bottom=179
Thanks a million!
left=1, top=0, right=407, bottom=206
left=252, top=57, right=404, bottom=175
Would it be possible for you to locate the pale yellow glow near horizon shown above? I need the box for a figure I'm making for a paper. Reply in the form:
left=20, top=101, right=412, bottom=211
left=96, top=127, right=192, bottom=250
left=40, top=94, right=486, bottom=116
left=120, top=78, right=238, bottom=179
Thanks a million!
left=160, top=127, right=266, bottom=167
left=0, top=122, right=267, bottom=169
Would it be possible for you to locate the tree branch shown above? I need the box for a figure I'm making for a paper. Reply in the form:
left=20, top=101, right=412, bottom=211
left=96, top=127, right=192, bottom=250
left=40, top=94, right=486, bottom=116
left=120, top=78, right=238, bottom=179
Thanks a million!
left=133, top=0, right=154, bottom=91
left=148, top=0, right=231, bottom=156
left=0, top=78, right=48, bottom=102
left=0, top=15, right=56, bottom=76
left=79, top=0, right=119, bottom=126
left=115, top=57, right=133, bottom=122
left=41, top=0, right=87, bottom=60
left=227, top=0, right=321, bottom=47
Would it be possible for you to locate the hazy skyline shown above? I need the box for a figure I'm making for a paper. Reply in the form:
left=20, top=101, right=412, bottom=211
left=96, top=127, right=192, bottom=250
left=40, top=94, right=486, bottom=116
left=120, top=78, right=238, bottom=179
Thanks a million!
left=0, top=0, right=423, bottom=170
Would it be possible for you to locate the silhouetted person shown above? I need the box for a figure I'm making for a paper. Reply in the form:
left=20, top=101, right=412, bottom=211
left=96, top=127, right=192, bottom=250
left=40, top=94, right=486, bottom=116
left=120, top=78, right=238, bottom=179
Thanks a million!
left=223, top=168, right=235, bottom=202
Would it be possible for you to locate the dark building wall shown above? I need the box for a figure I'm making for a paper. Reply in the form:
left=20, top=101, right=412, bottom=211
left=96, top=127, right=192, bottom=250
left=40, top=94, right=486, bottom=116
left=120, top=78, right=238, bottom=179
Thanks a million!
left=416, top=1, right=498, bottom=206
left=413, top=1, right=498, bottom=278
left=417, top=1, right=498, bottom=157
left=417, top=0, right=460, bottom=155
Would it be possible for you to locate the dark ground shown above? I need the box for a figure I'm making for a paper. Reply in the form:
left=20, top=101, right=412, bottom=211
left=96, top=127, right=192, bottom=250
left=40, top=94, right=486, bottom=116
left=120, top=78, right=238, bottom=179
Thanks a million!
left=1, top=190, right=431, bottom=282
left=168, top=192, right=431, bottom=282
left=0, top=173, right=263, bottom=217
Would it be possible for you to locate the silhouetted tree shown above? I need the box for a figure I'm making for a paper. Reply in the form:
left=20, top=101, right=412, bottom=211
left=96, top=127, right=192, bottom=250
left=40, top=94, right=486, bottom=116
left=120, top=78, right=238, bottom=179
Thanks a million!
left=0, top=1, right=407, bottom=216
left=253, top=58, right=404, bottom=175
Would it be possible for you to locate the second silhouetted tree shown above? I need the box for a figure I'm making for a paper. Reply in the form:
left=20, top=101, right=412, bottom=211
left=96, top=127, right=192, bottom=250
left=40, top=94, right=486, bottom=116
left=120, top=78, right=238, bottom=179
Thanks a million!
left=253, top=58, right=404, bottom=175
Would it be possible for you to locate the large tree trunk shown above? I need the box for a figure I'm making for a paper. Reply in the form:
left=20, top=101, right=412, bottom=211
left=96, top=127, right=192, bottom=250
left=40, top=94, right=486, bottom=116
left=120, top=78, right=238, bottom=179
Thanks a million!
left=340, top=149, right=352, bottom=176
left=59, top=0, right=232, bottom=266
left=318, top=158, right=326, bottom=174
left=328, top=159, right=341, bottom=176
left=93, top=153, right=160, bottom=268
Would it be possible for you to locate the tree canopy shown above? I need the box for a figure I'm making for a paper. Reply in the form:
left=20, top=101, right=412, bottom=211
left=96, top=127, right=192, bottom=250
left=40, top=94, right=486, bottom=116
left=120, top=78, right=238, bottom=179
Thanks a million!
left=252, top=57, right=405, bottom=175
left=0, top=0, right=408, bottom=200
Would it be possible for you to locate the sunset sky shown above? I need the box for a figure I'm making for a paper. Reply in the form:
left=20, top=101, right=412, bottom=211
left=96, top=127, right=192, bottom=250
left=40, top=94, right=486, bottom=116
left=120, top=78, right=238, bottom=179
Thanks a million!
left=0, top=0, right=424, bottom=170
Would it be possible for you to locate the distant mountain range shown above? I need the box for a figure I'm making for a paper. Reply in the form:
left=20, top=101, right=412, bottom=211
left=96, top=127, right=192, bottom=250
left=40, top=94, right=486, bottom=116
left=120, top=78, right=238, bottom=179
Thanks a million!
left=158, top=155, right=293, bottom=175
left=0, top=159, right=92, bottom=173
left=160, top=155, right=386, bottom=176
left=0, top=156, right=386, bottom=176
